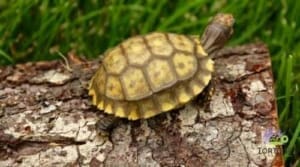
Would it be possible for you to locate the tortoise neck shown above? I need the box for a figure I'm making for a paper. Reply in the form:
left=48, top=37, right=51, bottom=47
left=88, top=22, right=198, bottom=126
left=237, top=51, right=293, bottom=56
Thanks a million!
left=200, top=14, right=234, bottom=57
left=201, top=23, right=232, bottom=56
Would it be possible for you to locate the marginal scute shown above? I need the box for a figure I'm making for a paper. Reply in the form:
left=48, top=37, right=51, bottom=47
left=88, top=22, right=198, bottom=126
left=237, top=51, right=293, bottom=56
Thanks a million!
left=103, top=47, right=127, bottom=74
left=97, top=98, right=105, bottom=110
left=92, top=66, right=106, bottom=95
left=191, top=37, right=208, bottom=57
left=146, top=32, right=173, bottom=57
left=123, top=36, right=152, bottom=66
left=89, top=73, right=104, bottom=107
left=156, top=91, right=177, bottom=112
left=196, top=70, right=212, bottom=86
left=199, top=58, right=214, bottom=72
left=196, top=45, right=207, bottom=57
left=104, top=99, right=113, bottom=114
left=146, top=59, right=176, bottom=92
left=139, top=98, right=157, bottom=119
left=89, top=32, right=214, bottom=120
left=88, top=86, right=97, bottom=104
left=121, top=67, right=152, bottom=100
left=127, top=103, right=139, bottom=120
left=172, top=52, right=197, bottom=80
left=176, top=84, right=193, bottom=104
left=168, top=34, right=194, bottom=52
left=189, top=79, right=204, bottom=96
left=114, top=102, right=127, bottom=118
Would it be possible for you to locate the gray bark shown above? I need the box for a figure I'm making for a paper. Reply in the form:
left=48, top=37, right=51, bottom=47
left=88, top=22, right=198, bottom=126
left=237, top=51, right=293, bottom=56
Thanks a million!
left=0, top=44, right=283, bottom=167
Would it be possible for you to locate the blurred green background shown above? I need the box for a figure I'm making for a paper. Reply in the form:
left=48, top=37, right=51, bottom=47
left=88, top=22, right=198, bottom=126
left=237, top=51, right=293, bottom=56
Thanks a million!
left=0, top=0, right=299, bottom=165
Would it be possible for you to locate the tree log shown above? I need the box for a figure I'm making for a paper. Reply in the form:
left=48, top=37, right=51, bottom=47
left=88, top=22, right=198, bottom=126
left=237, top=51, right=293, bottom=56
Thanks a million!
left=0, top=44, right=284, bottom=167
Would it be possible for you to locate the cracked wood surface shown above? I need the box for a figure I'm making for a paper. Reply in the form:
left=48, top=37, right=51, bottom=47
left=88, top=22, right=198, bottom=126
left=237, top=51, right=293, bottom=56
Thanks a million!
left=0, top=44, right=283, bottom=167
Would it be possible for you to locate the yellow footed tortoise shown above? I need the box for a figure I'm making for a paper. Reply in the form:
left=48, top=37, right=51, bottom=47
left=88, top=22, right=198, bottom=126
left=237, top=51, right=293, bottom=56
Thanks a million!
left=89, top=13, right=234, bottom=130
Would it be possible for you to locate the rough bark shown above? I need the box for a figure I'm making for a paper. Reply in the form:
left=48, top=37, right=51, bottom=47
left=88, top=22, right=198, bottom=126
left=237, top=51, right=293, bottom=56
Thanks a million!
left=0, top=44, right=284, bottom=167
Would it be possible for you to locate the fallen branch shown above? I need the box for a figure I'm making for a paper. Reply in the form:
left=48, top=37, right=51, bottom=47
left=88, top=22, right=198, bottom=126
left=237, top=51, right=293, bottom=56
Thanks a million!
left=0, top=44, right=283, bottom=167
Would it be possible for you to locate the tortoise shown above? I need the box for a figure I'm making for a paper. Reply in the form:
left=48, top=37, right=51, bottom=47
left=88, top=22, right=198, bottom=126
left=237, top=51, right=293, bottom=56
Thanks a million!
left=89, top=13, right=234, bottom=122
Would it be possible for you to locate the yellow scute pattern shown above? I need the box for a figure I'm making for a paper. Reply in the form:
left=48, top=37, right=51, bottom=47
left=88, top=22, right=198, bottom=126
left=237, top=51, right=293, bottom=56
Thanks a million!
left=123, top=37, right=151, bottom=66
left=103, top=48, right=127, bottom=74
left=105, top=76, right=124, bottom=100
left=146, top=32, right=173, bottom=57
left=146, top=59, right=176, bottom=92
left=121, top=67, right=152, bottom=100
left=172, top=53, right=197, bottom=80
left=168, top=34, right=194, bottom=52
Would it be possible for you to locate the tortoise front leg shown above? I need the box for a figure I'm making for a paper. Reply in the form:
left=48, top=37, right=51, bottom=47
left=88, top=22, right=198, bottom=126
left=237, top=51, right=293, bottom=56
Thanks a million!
left=96, top=114, right=121, bottom=136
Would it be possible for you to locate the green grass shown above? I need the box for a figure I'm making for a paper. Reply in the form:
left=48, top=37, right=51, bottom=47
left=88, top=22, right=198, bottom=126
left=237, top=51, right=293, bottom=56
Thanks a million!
left=0, top=0, right=299, bottom=165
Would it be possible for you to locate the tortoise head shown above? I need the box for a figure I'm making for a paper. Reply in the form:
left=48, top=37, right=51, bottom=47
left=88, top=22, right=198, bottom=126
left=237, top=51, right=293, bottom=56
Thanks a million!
left=201, top=13, right=234, bottom=56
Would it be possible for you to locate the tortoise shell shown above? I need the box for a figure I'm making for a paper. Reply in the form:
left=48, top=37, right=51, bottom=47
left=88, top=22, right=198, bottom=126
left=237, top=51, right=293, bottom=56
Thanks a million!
left=89, top=32, right=213, bottom=120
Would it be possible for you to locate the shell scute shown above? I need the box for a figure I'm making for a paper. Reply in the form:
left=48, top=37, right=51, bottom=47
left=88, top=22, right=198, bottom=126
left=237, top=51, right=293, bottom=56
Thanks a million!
left=146, top=59, right=177, bottom=92
left=121, top=67, right=152, bottom=100
left=123, top=37, right=152, bottom=66
left=103, top=47, right=127, bottom=74
left=146, top=32, right=173, bottom=57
